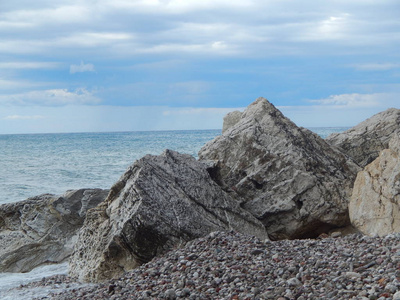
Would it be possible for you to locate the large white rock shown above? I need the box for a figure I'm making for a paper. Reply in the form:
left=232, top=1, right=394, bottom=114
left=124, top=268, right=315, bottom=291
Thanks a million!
left=349, top=134, right=400, bottom=236
left=199, top=97, right=360, bottom=239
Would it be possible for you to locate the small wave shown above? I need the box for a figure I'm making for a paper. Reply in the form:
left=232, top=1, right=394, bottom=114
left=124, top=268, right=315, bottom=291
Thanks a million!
left=0, top=263, right=68, bottom=299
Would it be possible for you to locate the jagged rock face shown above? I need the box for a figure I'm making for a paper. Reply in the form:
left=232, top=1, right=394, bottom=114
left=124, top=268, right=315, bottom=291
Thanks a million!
left=199, top=97, right=360, bottom=240
left=69, top=150, right=268, bottom=282
left=327, top=108, right=400, bottom=168
left=0, top=189, right=108, bottom=273
left=222, top=110, right=243, bottom=133
left=350, top=134, right=400, bottom=236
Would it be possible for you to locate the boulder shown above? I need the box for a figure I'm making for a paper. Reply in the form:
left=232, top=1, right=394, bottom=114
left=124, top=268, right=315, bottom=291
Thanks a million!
left=69, top=150, right=268, bottom=282
left=199, top=97, right=360, bottom=239
left=0, top=189, right=108, bottom=273
left=349, top=134, right=400, bottom=236
left=326, top=108, right=400, bottom=168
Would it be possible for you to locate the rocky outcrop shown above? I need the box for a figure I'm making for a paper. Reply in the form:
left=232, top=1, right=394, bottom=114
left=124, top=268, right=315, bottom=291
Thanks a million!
left=0, top=189, right=108, bottom=273
left=327, top=108, right=400, bottom=168
left=69, top=150, right=268, bottom=282
left=199, top=97, right=360, bottom=240
left=349, top=134, right=400, bottom=236
left=222, top=110, right=243, bottom=133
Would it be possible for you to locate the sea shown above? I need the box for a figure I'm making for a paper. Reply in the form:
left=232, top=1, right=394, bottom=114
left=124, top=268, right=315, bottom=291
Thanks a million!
left=0, top=127, right=347, bottom=298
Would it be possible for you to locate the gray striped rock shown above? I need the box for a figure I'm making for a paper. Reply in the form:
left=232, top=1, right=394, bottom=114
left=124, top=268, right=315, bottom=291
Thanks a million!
left=327, top=108, right=400, bottom=168
left=0, top=189, right=108, bottom=272
left=69, top=150, right=268, bottom=282
left=222, top=110, right=243, bottom=133
left=199, top=97, right=360, bottom=239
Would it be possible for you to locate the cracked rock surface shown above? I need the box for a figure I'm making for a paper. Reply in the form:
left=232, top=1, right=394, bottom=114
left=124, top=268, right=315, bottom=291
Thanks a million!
left=0, top=189, right=108, bottom=272
left=68, top=150, right=268, bottom=282
left=199, top=97, right=360, bottom=240
left=327, top=108, right=400, bottom=168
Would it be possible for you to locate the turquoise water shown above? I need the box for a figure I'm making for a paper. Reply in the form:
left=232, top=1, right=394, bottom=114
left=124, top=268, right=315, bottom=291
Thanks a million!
left=0, top=127, right=347, bottom=205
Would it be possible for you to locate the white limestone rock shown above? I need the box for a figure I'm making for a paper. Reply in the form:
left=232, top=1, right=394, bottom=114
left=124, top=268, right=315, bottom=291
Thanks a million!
left=349, top=134, right=400, bottom=236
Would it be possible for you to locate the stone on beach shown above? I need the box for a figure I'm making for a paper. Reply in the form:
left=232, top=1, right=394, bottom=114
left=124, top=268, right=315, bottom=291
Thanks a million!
left=46, top=231, right=400, bottom=300
left=199, top=97, right=360, bottom=239
left=0, top=189, right=108, bottom=272
left=69, top=150, right=268, bottom=282
left=327, top=107, right=400, bottom=168
left=350, top=133, right=400, bottom=236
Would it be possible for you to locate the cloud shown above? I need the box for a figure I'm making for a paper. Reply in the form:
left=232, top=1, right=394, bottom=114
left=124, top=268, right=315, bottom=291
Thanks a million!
left=309, top=93, right=384, bottom=108
left=0, top=78, right=42, bottom=90
left=70, top=61, right=95, bottom=74
left=277, top=92, right=400, bottom=127
left=128, top=59, right=185, bottom=70
left=294, top=13, right=352, bottom=42
left=0, top=0, right=399, bottom=134
left=0, top=20, right=32, bottom=29
left=168, top=81, right=211, bottom=95
left=1, top=4, right=92, bottom=27
left=352, top=63, right=400, bottom=71
left=1, top=1, right=398, bottom=58
left=0, top=62, right=61, bottom=69
left=4, top=114, right=44, bottom=120
left=61, top=32, right=134, bottom=48
left=277, top=93, right=399, bottom=128
left=105, top=0, right=253, bottom=14
left=162, top=107, right=243, bottom=116
left=278, top=105, right=372, bottom=128
left=0, top=88, right=101, bottom=106
left=0, top=39, right=51, bottom=55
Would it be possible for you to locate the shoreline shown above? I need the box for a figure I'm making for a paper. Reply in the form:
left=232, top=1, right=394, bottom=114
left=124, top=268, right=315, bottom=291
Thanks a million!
left=8, top=231, right=400, bottom=300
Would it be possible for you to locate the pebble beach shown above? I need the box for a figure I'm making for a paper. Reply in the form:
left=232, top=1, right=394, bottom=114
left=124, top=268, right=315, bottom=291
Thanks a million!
left=14, top=231, right=400, bottom=300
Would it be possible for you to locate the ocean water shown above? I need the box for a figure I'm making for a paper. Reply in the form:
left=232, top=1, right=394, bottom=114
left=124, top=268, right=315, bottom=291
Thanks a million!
left=0, top=127, right=347, bottom=298
left=0, top=127, right=346, bottom=206
left=0, top=130, right=221, bottom=205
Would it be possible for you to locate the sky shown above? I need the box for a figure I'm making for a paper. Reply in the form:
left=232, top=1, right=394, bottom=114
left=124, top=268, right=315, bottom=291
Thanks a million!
left=0, top=0, right=399, bottom=134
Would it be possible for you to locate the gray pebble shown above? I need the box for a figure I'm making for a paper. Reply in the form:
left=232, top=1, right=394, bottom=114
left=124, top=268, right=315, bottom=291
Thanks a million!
left=15, top=231, right=400, bottom=300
